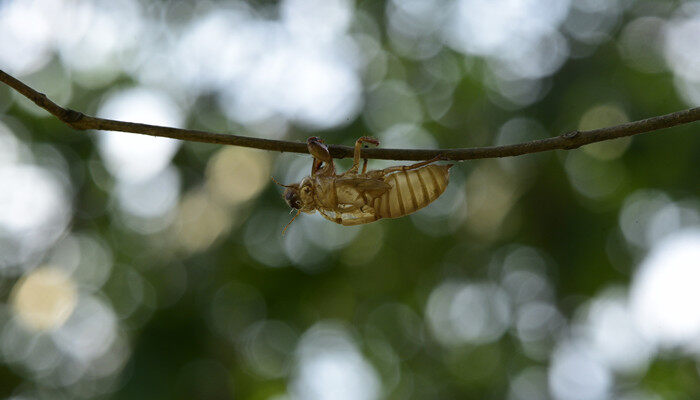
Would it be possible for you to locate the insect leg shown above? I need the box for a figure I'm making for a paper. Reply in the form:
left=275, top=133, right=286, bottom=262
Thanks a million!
left=379, top=154, right=445, bottom=174
left=339, top=214, right=380, bottom=226
left=318, top=209, right=343, bottom=225
left=318, top=206, right=379, bottom=225
left=348, top=136, right=379, bottom=174
left=307, top=137, right=335, bottom=176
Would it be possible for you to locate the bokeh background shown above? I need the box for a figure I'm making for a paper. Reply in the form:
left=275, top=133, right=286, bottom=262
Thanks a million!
left=1, top=0, right=700, bottom=398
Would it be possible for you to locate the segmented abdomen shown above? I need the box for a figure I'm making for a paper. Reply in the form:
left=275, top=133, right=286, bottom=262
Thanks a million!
left=372, top=164, right=451, bottom=219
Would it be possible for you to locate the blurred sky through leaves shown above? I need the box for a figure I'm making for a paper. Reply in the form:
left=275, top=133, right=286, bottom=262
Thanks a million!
left=0, top=0, right=700, bottom=399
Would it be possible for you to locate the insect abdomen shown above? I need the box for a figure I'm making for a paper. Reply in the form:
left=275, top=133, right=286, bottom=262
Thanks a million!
left=373, top=164, right=451, bottom=219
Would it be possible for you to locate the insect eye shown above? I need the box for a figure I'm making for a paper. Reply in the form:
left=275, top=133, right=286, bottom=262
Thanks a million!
left=284, top=188, right=302, bottom=209
left=287, top=198, right=301, bottom=210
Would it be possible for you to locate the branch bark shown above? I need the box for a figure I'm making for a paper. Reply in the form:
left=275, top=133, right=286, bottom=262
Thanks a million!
left=2, top=69, right=698, bottom=161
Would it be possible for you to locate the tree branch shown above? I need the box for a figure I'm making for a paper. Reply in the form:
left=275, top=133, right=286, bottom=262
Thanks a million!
left=2, top=69, right=698, bottom=161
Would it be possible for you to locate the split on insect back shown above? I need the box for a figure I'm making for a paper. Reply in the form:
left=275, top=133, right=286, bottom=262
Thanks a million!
left=272, top=136, right=453, bottom=234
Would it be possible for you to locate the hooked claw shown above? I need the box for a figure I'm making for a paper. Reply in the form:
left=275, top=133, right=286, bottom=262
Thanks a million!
left=358, top=136, right=380, bottom=147
left=307, top=136, right=332, bottom=162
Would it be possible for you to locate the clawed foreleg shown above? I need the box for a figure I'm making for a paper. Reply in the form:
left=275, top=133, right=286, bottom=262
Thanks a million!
left=307, top=136, right=335, bottom=175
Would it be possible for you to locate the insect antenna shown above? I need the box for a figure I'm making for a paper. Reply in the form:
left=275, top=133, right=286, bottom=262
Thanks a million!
left=270, top=176, right=292, bottom=188
left=282, top=209, right=301, bottom=235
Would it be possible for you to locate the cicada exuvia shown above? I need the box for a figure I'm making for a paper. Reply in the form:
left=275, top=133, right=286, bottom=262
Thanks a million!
left=274, top=136, right=452, bottom=233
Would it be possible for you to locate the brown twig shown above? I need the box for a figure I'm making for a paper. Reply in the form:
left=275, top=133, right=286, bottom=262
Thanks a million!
left=2, top=69, right=698, bottom=161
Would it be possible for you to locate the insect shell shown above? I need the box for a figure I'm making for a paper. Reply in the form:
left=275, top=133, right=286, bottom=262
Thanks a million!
left=274, top=136, right=453, bottom=234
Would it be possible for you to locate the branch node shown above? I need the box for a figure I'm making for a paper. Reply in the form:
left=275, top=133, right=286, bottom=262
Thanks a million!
left=62, top=109, right=84, bottom=124
left=561, top=130, right=582, bottom=149
left=35, top=92, right=48, bottom=105
left=562, top=130, right=580, bottom=140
